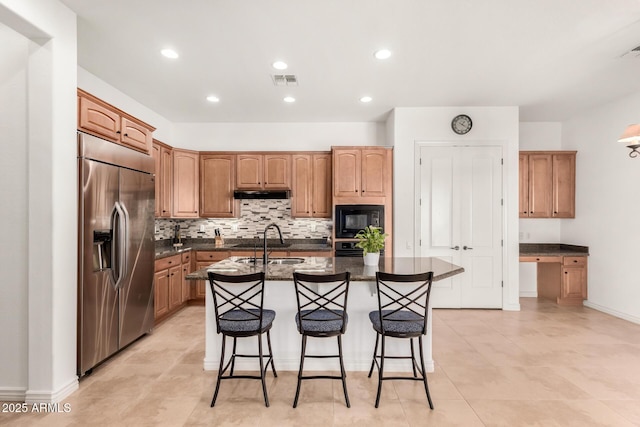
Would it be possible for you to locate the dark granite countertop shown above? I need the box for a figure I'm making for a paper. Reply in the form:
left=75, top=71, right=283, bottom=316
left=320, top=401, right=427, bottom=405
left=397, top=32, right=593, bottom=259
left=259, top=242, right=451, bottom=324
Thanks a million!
left=519, top=243, right=589, bottom=257
left=186, top=256, right=464, bottom=282
left=155, top=238, right=332, bottom=260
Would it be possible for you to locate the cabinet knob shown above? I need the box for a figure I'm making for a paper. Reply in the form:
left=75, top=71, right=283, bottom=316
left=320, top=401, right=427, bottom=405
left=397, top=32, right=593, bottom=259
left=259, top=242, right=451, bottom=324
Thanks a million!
left=355, top=189, right=358, bottom=192
left=116, top=130, right=121, bottom=134
left=362, top=190, right=365, bottom=193
left=124, top=133, right=128, bottom=137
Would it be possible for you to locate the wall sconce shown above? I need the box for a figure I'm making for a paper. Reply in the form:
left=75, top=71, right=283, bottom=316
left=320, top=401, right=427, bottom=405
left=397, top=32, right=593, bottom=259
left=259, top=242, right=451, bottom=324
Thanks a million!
left=618, top=124, right=640, bottom=158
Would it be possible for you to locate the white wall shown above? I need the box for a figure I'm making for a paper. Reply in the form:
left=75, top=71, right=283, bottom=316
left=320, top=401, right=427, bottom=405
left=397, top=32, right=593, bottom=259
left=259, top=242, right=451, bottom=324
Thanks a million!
left=173, top=122, right=385, bottom=151
left=562, top=92, right=640, bottom=323
left=388, top=107, right=521, bottom=310
left=0, top=20, right=29, bottom=398
left=0, top=0, right=77, bottom=402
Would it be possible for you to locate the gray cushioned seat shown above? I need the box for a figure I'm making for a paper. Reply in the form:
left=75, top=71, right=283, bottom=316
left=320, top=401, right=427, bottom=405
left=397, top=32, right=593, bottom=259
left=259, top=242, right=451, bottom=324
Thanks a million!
left=295, top=309, right=347, bottom=334
left=219, top=309, right=276, bottom=333
left=368, top=310, right=424, bottom=336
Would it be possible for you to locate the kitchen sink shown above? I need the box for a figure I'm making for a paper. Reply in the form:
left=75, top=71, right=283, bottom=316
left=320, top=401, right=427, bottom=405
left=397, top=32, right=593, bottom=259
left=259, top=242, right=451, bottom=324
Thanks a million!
left=234, top=257, right=305, bottom=265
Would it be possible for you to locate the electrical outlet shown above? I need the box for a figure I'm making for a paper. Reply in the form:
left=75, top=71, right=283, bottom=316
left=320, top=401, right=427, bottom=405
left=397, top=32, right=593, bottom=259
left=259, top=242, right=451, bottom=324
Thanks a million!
left=231, top=223, right=238, bottom=232
left=519, top=232, right=524, bottom=240
left=154, top=224, right=159, bottom=234
left=406, top=241, right=412, bottom=249
left=309, top=223, right=317, bottom=232
left=199, top=224, right=205, bottom=232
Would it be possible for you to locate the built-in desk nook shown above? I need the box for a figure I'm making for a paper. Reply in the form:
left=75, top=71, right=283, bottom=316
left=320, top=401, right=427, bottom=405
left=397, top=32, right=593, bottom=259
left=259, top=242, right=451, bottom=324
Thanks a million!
left=519, top=244, right=589, bottom=306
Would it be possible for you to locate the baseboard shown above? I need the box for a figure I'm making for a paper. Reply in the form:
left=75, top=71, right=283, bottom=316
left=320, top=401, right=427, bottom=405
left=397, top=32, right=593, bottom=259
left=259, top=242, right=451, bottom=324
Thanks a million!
left=502, top=302, right=521, bottom=311
left=0, top=387, right=27, bottom=402
left=24, top=377, right=79, bottom=404
left=583, top=301, right=640, bottom=325
left=519, top=291, right=538, bottom=298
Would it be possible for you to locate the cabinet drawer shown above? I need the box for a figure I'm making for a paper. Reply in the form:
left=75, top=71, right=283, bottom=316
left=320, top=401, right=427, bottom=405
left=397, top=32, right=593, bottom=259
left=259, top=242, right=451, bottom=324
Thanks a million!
left=181, top=251, right=192, bottom=264
left=519, top=256, right=562, bottom=263
left=196, top=251, right=230, bottom=262
left=563, top=256, right=586, bottom=267
left=155, top=254, right=181, bottom=272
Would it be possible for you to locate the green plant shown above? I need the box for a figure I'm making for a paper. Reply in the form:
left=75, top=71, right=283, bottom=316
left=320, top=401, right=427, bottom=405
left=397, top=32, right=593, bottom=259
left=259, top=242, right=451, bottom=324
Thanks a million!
left=354, top=226, right=388, bottom=255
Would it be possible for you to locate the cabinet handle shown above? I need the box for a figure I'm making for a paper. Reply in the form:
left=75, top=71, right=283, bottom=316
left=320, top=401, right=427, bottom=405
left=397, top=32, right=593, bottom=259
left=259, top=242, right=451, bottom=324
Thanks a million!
left=463, top=246, right=473, bottom=250
left=116, top=130, right=121, bottom=134
left=573, top=260, right=578, bottom=263
left=450, top=246, right=460, bottom=250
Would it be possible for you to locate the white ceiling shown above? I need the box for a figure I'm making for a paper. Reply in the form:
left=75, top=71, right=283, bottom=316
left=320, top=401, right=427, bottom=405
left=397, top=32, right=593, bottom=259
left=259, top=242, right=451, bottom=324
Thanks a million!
left=61, top=0, right=640, bottom=123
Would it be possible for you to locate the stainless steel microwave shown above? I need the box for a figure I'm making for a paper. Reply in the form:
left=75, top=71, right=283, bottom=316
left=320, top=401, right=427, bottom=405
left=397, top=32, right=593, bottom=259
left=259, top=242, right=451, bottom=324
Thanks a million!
left=334, top=204, right=384, bottom=238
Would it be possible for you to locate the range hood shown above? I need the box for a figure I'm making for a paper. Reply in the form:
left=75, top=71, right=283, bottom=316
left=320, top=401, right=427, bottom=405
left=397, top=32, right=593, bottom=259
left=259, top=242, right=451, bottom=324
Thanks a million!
left=233, top=190, right=290, bottom=199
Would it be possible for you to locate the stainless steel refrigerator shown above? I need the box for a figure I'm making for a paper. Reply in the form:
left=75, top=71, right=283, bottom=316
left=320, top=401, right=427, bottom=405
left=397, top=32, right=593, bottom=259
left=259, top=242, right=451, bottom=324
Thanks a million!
left=77, top=132, right=155, bottom=377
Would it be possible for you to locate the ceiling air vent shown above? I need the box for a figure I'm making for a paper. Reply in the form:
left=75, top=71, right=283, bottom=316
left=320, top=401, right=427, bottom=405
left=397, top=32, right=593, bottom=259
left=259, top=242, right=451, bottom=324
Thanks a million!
left=272, top=74, right=298, bottom=86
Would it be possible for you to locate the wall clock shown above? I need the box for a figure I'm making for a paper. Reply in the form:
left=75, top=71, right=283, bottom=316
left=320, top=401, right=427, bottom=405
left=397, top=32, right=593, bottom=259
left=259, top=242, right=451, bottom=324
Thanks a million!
left=451, top=114, right=472, bottom=135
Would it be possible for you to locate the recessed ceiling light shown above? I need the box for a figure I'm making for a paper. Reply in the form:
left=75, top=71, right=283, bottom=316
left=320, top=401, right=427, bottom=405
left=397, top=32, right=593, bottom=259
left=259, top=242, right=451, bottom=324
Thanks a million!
left=206, top=95, right=220, bottom=103
left=283, top=96, right=295, bottom=103
left=374, top=49, right=391, bottom=60
left=272, top=61, right=288, bottom=70
left=161, top=48, right=179, bottom=59
left=360, top=96, right=373, bottom=103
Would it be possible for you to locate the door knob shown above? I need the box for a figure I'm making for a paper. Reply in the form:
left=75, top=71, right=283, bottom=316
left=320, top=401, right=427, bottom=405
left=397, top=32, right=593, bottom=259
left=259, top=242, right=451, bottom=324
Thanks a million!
left=463, top=246, right=473, bottom=250
left=450, top=246, right=460, bottom=250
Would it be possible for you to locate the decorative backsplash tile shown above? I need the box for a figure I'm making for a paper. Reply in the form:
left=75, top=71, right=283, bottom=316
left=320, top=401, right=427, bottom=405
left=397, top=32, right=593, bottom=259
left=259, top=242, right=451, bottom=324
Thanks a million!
left=155, top=199, right=332, bottom=240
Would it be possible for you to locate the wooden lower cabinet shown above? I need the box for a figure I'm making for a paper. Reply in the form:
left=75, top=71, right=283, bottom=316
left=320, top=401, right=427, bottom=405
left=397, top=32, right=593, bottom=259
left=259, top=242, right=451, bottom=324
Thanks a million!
left=154, top=252, right=192, bottom=323
left=520, top=255, right=587, bottom=306
left=195, top=251, right=231, bottom=301
left=154, top=270, right=170, bottom=320
left=168, top=265, right=182, bottom=311
left=181, top=251, right=193, bottom=303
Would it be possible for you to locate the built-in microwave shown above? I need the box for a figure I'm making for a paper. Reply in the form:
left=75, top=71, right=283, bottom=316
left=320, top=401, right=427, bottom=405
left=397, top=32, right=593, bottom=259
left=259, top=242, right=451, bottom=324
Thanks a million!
left=334, top=204, right=384, bottom=238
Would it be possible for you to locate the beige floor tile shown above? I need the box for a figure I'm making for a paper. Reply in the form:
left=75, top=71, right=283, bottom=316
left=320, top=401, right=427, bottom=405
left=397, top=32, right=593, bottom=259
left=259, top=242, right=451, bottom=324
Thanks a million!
left=468, top=399, right=637, bottom=427
left=29, top=301, right=640, bottom=426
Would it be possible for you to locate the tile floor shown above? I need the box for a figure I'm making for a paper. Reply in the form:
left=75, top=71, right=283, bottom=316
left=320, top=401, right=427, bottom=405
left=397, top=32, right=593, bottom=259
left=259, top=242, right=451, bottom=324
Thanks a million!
left=3, top=298, right=640, bottom=426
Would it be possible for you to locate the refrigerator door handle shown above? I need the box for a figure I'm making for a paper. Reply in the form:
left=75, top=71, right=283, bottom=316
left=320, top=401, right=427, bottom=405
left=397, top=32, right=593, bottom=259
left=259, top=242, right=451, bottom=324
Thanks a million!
left=111, top=201, right=128, bottom=290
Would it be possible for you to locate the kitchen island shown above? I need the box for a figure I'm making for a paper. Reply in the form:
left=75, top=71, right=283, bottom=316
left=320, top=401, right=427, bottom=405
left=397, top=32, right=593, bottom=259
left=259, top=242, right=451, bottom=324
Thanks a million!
left=186, top=256, right=463, bottom=373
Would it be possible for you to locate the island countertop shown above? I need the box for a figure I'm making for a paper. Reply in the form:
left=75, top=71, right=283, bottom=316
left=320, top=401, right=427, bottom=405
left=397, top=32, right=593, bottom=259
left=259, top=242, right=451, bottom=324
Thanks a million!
left=186, top=256, right=464, bottom=282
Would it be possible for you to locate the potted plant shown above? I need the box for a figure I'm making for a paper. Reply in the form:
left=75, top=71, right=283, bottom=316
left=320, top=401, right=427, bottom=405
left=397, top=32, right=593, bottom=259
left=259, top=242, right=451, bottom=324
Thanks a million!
left=355, top=226, right=388, bottom=266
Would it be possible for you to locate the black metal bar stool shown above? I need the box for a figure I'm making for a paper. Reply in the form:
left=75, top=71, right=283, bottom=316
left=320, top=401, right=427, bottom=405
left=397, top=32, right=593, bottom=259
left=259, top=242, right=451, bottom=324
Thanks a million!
left=207, top=271, right=277, bottom=407
left=367, top=271, right=434, bottom=409
left=292, top=271, right=351, bottom=408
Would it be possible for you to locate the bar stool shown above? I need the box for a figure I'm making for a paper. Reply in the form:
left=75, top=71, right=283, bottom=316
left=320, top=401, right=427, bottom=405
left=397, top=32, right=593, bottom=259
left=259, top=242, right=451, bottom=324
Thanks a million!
left=367, top=271, right=434, bottom=409
left=207, top=271, right=277, bottom=407
left=292, top=271, right=351, bottom=408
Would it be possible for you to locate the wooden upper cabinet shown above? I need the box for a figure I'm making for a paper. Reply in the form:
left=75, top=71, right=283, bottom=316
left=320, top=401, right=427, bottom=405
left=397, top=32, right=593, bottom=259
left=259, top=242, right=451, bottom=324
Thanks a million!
left=236, top=154, right=263, bottom=189
left=291, top=153, right=332, bottom=218
left=552, top=153, right=576, bottom=218
left=78, top=89, right=154, bottom=154
left=520, top=151, right=576, bottom=219
left=361, top=149, right=386, bottom=197
left=152, top=143, right=162, bottom=217
left=172, top=149, right=199, bottom=218
left=311, top=153, right=332, bottom=217
left=264, top=154, right=291, bottom=189
left=152, top=140, right=173, bottom=218
left=291, top=154, right=312, bottom=217
left=79, top=95, right=121, bottom=142
left=333, top=147, right=389, bottom=198
left=333, top=149, right=361, bottom=197
left=236, top=153, right=291, bottom=189
left=200, top=154, right=237, bottom=218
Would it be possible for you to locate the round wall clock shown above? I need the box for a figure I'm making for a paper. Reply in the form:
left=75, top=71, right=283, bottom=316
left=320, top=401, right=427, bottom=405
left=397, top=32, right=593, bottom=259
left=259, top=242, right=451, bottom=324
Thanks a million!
left=451, top=114, right=472, bottom=135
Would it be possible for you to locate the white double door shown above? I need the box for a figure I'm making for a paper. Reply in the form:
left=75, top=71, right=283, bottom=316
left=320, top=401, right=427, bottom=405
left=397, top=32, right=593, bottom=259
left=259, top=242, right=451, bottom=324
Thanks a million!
left=418, top=145, right=503, bottom=308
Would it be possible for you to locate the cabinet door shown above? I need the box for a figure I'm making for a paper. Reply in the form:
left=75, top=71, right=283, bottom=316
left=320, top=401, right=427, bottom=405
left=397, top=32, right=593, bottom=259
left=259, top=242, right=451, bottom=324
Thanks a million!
left=181, top=259, right=193, bottom=303
left=519, top=154, right=529, bottom=218
left=160, top=146, right=173, bottom=217
left=562, top=266, right=586, bottom=300
left=312, top=153, right=332, bottom=217
left=552, top=153, right=575, bottom=218
left=200, top=154, right=237, bottom=218
left=528, top=154, right=553, bottom=218
left=151, top=143, right=162, bottom=217
left=195, top=261, right=211, bottom=299
left=291, top=154, right=312, bottom=217
left=361, top=149, right=386, bottom=196
left=264, top=154, right=291, bottom=189
left=120, top=116, right=152, bottom=154
left=154, top=270, right=170, bottom=320
left=334, top=149, right=361, bottom=197
left=236, top=154, right=263, bottom=189
left=79, top=96, right=121, bottom=142
left=168, top=265, right=182, bottom=310
left=172, top=150, right=199, bottom=217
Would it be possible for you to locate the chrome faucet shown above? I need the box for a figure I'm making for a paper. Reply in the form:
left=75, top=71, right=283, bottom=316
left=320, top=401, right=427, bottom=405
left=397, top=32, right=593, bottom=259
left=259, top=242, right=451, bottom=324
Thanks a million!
left=263, top=223, right=284, bottom=265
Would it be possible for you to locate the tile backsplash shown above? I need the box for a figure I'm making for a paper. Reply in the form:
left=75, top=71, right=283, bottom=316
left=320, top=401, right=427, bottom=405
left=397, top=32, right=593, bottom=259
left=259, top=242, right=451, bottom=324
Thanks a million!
left=155, top=199, right=332, bottom=240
